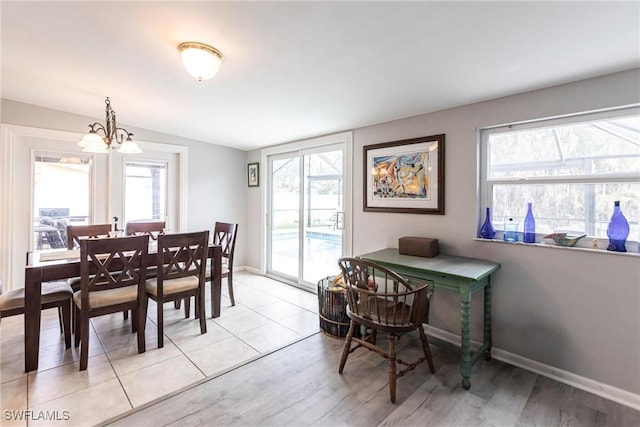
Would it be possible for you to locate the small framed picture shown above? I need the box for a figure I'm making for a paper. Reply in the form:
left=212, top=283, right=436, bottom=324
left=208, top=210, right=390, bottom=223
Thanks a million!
left=247, top=162, right=259, bottom=187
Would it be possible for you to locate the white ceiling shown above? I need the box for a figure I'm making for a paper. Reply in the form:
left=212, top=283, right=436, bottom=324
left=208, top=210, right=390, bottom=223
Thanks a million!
left=2, top=1, right=639, bottom=151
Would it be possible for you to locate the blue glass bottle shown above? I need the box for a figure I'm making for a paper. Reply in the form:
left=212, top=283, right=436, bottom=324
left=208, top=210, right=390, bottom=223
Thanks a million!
left=479, top=207, right=496, bottom=239
left=607, top=200, right=629, bottom=252
left=523, top=202, right=536, bottom=243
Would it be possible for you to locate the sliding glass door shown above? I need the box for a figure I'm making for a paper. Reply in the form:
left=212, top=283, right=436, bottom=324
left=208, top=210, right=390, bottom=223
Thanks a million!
left=267, top=144, right=345, bottom=290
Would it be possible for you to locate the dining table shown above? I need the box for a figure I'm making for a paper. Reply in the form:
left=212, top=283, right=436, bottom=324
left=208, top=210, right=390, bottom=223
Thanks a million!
left=23, top=240, right=222, bottom=372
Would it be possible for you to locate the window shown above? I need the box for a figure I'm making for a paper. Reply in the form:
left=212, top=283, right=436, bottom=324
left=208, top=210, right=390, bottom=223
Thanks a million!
left=33, top=153, right=92, bottom=249
left=124, top=161, right=167, bottom=224
left=479, top=107, right=640, bottom=249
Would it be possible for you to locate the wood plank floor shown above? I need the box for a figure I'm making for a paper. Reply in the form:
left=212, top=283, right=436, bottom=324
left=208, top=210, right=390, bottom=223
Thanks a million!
left=105, top=332, right=640, bottom=426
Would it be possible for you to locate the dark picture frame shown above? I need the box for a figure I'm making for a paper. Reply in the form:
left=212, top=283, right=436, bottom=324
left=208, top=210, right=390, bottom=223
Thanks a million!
left=363, top=134, right=445, bottom=214
left=247, top=162, right=259, bottom=187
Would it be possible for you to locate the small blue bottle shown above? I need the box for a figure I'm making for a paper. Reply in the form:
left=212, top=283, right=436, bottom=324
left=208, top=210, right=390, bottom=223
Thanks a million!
left=523, top=202, right=536, bottom=243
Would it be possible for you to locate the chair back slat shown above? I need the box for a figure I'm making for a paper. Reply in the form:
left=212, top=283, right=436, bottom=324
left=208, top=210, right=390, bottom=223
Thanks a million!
left=67, top=224, right=113, bottom=249
left=125, top=221, right=165, bottom=240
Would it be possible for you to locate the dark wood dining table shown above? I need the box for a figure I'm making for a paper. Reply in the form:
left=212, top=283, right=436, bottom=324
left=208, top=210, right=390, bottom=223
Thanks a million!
left=23, top=242, right=222, bottom=372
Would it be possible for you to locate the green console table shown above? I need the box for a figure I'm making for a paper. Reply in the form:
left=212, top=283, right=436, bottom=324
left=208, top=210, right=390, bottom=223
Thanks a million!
left=359, top=248, right=501, bottom=390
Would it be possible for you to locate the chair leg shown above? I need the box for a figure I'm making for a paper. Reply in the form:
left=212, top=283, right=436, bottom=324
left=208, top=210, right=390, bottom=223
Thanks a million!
left=57, top=306, right=64, bottom=334
left=198, top=294, right=207, bottom=335
left=227, top=273, right=235, bottom=306
left=418, top=326, right=435, bottom=373
left=157, top=299, right=164, bottom=348
left=131, top=308, right=138, bottom=333
left=184, top=297, right=191, bottom=318
left=74, top=306, right=81, bottom=348
left=123, top=310, right=129, bottom=320
left=61, top=300, right=71, bottom=349
left=79, top=309, right=90, bottom=371
left=174, top=300, right=181, bottom=309
left=338, top=321, right=356, bottom=374
left=137, top=298, right=147, bottom=354
left=388, top=334, right=397, bottom=403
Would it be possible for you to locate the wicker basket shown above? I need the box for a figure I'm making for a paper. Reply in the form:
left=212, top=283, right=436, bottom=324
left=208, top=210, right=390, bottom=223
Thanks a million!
left=317, top=276, right=358, bottom=338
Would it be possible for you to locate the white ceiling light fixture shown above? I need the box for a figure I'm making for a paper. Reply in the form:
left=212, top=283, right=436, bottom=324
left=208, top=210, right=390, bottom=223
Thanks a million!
left=178, top=42, right=223, bottom=81
left=78, top=97, right=142, bottom=154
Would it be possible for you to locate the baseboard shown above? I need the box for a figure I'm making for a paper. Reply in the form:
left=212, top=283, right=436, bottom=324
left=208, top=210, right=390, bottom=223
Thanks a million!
left=424, top=325, right=640, bottom=411
left=239, top=265, right=261, bottom=275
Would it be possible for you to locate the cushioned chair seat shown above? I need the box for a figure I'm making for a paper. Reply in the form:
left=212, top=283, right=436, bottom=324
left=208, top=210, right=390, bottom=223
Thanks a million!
left=145, top=276, right=199, bottom=297
left=0, top=282, right=73, bottom=311
left=73, top=286, right=138, bottom=309
left=205, top=263, right=229, bottom=279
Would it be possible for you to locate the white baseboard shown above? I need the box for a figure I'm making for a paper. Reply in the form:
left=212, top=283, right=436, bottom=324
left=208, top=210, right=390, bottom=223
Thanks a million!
left=424, top=325, right=640, bottom=411
left=238, top=265, right=261, bottom=275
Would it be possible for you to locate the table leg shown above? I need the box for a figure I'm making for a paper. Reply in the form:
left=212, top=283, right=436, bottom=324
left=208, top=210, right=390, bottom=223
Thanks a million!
left=24, top=268, right=42, bottom=372
left=210, top=246, right=222, bottom=318
left=483, top=278, right=493, bottom=361
left=459, top=287, right=471, bottom=390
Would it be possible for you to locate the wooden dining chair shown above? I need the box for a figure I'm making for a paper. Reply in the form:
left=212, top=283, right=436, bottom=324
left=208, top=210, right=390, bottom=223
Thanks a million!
left=0, top=277, right=73, bottom=349
left=126, top=221, right=166, bottom=279
left=336, top=257, right=435, bottom=403
left=66, top=224, right=113, bottom=250
left=66, top=223, right=114, bottom=291
left=146, top=230, right=208, bottom=348
left=74, top=234, right=149, bottom=371
left=125, top=221, right=165, bottom=240
left=207, top=222, right=238, bottom=306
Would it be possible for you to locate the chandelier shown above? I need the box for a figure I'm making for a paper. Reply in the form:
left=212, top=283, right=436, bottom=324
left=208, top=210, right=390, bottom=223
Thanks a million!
left=78, top=97, right=141, bottom=154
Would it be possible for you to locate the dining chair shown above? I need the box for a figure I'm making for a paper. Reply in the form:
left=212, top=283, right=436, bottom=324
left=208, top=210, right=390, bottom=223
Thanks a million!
left=336, top=257, right=435, bottom=403
left=66, top=223, right=113, bottom=250
left=207, top=222, right=238, bottom=306
left=126, top=221, right=166, bottom=281
left=0, top=276, right=73, bottom=349
left=74, top=234, right=149, bottom=371
left=66, top=223, right=124, bottom=323
left=125, top=221, right=166, bottom=240
left=146, top=230, right=208, bottom=348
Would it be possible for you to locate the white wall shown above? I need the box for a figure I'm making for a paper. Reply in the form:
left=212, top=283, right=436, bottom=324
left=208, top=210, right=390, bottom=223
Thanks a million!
left=0, top=99, right=247, bottom=266
left=246, top=69, right=640, bottom=400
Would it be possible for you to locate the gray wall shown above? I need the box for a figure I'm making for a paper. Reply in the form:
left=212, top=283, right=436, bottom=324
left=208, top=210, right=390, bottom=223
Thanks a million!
left=0, top=99, right=247, bottom=266
left=246, top=69, right=640, bottom=396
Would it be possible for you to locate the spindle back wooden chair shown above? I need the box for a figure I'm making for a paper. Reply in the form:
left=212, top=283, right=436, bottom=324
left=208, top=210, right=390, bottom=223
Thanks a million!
left=336, top=257, right=435, bottom=403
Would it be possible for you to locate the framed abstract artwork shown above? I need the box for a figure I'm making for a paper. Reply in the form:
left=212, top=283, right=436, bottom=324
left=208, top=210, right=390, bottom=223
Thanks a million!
left=363, top=134, right=445, bottom=214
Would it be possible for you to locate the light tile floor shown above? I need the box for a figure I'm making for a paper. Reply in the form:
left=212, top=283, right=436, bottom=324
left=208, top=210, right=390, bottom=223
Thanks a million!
left=0, top=272, right=320, bottom=426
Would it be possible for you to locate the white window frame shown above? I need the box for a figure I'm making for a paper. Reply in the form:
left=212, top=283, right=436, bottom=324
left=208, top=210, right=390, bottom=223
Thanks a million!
left=478, top=105, right=640, bottom=252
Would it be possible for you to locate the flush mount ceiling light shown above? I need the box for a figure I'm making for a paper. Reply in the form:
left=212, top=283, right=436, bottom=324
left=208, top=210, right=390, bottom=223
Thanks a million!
left=78, top=97, right=141, bottom=154
left=178, top=42, right=223, bottom=81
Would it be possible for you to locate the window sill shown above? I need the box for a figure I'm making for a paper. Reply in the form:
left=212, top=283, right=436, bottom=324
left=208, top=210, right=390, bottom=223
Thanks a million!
left=473, top=238, right=640, bottom=257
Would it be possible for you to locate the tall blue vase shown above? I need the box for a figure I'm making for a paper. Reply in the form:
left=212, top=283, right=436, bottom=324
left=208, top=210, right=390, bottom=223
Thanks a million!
left=523, top=202, right=536, bottom=243
left=479, top=207, right=496, bottom=239
left=607, top=200, right=629, bottom=252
